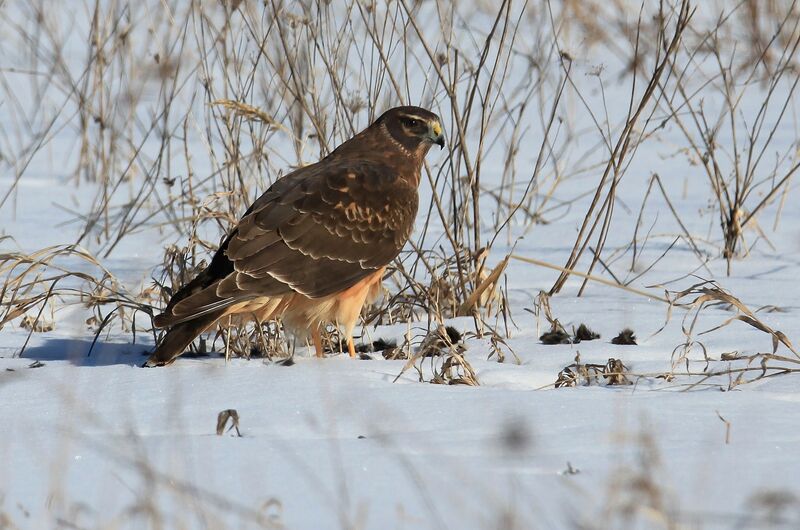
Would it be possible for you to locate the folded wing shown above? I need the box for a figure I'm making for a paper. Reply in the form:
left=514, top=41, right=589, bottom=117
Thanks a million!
left=154, top=158, right=418, bottom=327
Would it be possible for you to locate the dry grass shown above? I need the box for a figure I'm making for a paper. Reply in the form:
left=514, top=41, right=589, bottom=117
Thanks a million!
left=666, top=280, right=797, bottom=357
left=2, top=0, right=797, bottom=365
left=554, top=352, right=632, bottom=388
left=549, top=0, right=695, bottom=296
left=389, top=324, right=479, bottom=385
left=0, top=245, right=156, bottom=356
left=2, top=1, right=800, bottom=524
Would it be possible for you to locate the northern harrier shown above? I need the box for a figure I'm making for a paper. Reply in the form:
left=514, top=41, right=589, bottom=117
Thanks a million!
left=145, top=106, right=444, bottom=366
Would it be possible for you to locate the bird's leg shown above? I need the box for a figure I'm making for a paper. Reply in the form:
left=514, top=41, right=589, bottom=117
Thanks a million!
left=311, top=328, right=324, bottom=358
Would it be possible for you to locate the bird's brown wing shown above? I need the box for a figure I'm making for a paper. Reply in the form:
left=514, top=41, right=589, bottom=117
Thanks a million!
left=154, top=158, right=418, bottom=327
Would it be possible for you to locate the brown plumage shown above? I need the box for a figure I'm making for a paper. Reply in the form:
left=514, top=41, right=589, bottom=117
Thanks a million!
left=145, top=106, right=444, bottom=366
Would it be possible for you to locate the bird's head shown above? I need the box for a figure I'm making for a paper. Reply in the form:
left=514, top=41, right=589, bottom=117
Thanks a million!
left=379, top=106, right=445, bottom=156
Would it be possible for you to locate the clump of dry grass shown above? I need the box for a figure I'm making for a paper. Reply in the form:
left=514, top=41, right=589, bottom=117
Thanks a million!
left=540, top=278, right=800, bottom=391
left=392, top=325, right=478, bottom=386
left=540, top=323, right=572, bottom=345
left=19, top=314, right=54, bottom=333
left=528, top=291, right=602, bottom=345
left=659, top=2, right=800, bottom=275
left=0, top=245, right=156, bottom=356
left=611, top=329, right=637, bottom=346
left=646, top=279, right=800, bottom=388
left=318, top=327, right=397, bottom=359
left=663, top=280, right=796, bottom=358
left=540, top=322, right=602, bottom=345
left=574, top=324, right=601, bottom=342
left=554, top=352, right=632, bottom=388
left=213, top=320, right=287, bottom=362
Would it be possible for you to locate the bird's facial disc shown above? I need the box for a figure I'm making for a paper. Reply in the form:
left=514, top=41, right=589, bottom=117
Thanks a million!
left=399, top=113, right=444, bottom=149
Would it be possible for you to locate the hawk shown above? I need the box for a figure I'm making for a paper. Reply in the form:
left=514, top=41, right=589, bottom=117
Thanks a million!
left=145, top=106, right=444, bottom=366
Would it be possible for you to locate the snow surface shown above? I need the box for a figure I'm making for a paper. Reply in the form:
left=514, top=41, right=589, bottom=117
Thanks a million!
left=2, top=2, right=800, bottom=529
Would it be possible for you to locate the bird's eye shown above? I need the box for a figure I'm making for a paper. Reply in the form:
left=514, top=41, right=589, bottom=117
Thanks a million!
left=405, top=118, right=419, bottom=127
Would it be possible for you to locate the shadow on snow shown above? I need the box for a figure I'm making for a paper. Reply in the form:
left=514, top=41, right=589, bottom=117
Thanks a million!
left=19, top=337, right=152, bottom=367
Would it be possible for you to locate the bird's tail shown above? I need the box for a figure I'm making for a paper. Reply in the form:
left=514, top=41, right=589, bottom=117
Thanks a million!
left=144, top=310, right=225, bottom=367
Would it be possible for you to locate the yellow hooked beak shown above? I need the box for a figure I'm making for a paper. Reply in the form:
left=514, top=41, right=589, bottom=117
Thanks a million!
left=427, top=120, right=445, bottom=149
